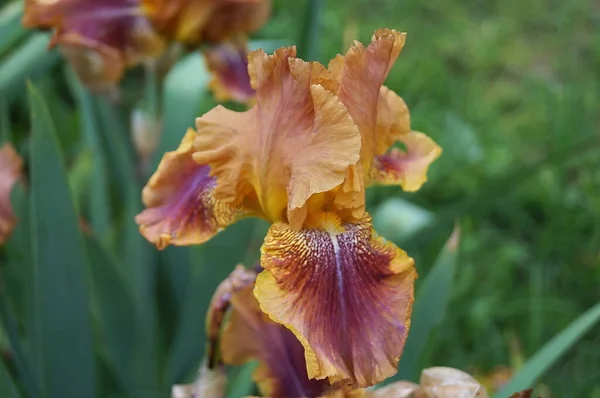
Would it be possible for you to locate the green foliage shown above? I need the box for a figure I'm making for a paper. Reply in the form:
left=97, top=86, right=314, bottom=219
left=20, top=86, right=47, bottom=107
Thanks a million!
left=0, top=0, right=599, bottom=397
left=495, top=302, right=600, bottom=398
left=28, top=83, right=96, bottom=397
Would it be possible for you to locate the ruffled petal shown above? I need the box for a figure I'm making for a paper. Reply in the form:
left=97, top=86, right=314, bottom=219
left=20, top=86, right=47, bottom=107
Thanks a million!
left=23, top=0, right=164, bottom=89
left=255, top=213, right=416, bottom=388
left=135, top=129, right=244, bottom=249
left=220, top=272, right=331, bottom=398
left=204, top=41, right=255, bottom=103
left=370, top=131, right=442, bottom=192
left=0, top=143, right=24, bottom=245
left=193, top=47, right=361, bottom=228
left=330, top=29, right=406, bottom=170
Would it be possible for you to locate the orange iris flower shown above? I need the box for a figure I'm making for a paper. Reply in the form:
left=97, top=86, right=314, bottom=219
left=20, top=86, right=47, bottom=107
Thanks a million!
left=0, top=143, right=24, bottom=245
left=137, top=29, right=442, bottom=388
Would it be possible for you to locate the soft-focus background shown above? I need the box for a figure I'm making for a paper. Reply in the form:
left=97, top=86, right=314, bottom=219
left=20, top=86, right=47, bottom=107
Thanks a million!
left=0, top=0, right=599, bottom=397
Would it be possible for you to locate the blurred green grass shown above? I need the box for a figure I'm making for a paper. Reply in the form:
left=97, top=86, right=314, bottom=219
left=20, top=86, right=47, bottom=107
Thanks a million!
left=0, top=0, right=599, bottom=397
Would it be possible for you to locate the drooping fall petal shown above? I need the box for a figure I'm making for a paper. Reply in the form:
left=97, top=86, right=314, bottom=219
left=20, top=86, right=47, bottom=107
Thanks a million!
left=23, top=0, right=165, bottom=90
left=370, top=131, right=442, bottom=192
left=192, top=47, right=361, bottom=228
left=135, top=129, right=244, bottom=249
left=254, top=213, right=416, bottom=388
left=0, top=143, right=24, bottom=245
left=219, top=272, right=331, bottom=398
left=204, top=41, right=255, bottom=103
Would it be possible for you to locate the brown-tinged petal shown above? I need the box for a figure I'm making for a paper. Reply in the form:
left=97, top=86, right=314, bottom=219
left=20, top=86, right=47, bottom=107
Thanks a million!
left=420, top=367, right=488, bottom=398
left=0, top=143, right=24, bottom=245
left=204, top=41, right=255, bottom=103
left=370, top=131, right=442, bottom=192
left=193, top=47, right=361, bottom=228
left=171, top=360, right=227, bottom=398
left=329, top=29, right=406, bottom=171
left=23, top=0, right=164, bottom=89
left=221, top=276, right=331, bottom=398
left=135, top=128, right=245, bottom=249
left=254, top=213, right=416, bottom=388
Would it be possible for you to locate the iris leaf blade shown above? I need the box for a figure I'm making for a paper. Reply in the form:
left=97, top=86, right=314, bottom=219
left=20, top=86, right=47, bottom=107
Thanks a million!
left=27, top=82, right=96, bottom=397
left=394, top=227, right=460, bottom=382
left=495, top=302, right=600, bottom=398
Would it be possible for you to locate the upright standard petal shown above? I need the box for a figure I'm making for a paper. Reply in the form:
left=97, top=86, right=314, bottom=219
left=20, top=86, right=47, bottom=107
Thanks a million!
left=254, top=213, right=416, bottom=387
left=220, top=276, right=331, bottom=398
left=329, top=30, right=441, bottom=191
left=329, top=29, right=406, bottom=171
left=204, top=41, right=255, bottom=103
left=23, top=0, right=165, bottom=90
left=0, top=143, right=24, bottom=245
left=135, top=129, right=244, bottom=249
left=192, top=47, right=361, bottom=228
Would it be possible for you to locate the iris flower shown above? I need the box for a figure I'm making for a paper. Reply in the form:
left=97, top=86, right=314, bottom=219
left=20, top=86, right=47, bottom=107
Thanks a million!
left=23, top=0, right=165, bottom=91
left=175, top=266, right=500, bottom=398
left=142, top=0, right=271, bottom=102
left=137, top=29, right=441, bottom=388
left=0, top=143, right=24, bottom=245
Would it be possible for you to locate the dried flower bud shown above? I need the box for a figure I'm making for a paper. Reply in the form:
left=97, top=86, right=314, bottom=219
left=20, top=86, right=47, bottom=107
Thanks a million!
left=420, top=367, right=488, bottom=398
left=131, top=108, right=161, bottom=162
left=171, top=360, right=227, bottom=398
